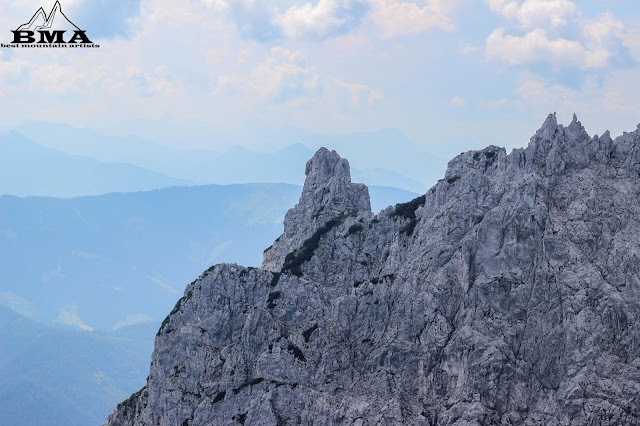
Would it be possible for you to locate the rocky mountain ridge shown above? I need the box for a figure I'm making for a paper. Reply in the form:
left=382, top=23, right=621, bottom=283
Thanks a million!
left=108, top=114, right=640, bottom=425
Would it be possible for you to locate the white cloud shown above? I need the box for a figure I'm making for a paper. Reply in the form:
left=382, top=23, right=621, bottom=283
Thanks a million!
left=484, top=0, right=625, bottom=70
left=450, top=96, right=466, bottom=107
left=0, top=0, right=394, bottom=135
left=29, top=64, right=84, bottom=94
left=0, top=57, right=29, bottom=96
left=201, top=0, right=230, bottom=11
left=486, top=28, right=611, bottom=69
left=227, top=0, right=455, bottom=41
left=121, top=64, right=186, bottom=96
left=275, top=0, right=366, bottom=40
left=369, top=0, right=455, bottom=38
left=216, top=47, right=321, bottom=102
left=582, top=12, right=624, bottom=50
left=0, top=57, right=27, bottom=76
left=515, top=77, right=574, bottom=102
left=328, top=77, right=384, bottom=106
left=1, top=0, right=633, bottom=152
left=487, top=0, right=577, bottom=30
left=215, top=46, right=382, bottom=109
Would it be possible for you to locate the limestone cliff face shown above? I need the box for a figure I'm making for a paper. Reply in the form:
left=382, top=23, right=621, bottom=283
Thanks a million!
left=261, top=147, right=371, bottom=272
left=108, top=115, right=640, bottom=426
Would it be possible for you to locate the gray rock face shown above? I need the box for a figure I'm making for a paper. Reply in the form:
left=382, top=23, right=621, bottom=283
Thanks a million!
left=108, top=115, right=640, bottom=426
left=262, top=147, right=371, bottom=272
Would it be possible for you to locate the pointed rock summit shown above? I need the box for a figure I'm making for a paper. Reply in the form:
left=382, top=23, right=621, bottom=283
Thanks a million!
left=521, top=112, right=617, bottom=175
left=303, top=147, right=351, bottom=188
left=262, top=147, right=370, bottom=272
left=299, top=147, right=370, bottom=214
left=537, top=112, right=559, bottom=141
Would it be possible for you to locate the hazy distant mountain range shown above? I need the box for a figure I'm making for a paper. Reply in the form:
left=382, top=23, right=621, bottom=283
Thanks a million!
left=0, top=306, right=157, bottom=426
left=8, top=122, right=472, bottom=195
left=0, top=132, right=192, bottom=198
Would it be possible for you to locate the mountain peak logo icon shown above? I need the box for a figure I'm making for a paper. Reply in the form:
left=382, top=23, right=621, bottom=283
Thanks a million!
left=4, top=1, right=98, bottom=47
left=17, top=1, right=81, bottom=33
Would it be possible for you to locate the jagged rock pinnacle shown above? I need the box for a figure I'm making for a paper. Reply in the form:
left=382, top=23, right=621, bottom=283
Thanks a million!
left=303, top=147, right=351, bottom=187
left=261, top=147, right=371, bottom=271
left=536, top=112, right=559, bottom=141
left=524, top=113, right=603, bottom=175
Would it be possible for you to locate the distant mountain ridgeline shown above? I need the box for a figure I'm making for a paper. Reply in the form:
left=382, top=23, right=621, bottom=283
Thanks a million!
left=0, top=305, right=158, bottom=426
left=6, top=123, right=455, bottom=196
left=0, top=131, right=191, bottom=198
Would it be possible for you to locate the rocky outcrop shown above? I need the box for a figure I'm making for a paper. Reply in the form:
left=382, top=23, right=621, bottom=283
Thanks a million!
left=262, top=147, right=371, bottom=272
left=108, top=115, right=640, bottom=425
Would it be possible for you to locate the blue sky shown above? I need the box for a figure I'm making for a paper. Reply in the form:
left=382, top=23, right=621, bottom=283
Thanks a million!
left=0, top=0, right=638, bottom=152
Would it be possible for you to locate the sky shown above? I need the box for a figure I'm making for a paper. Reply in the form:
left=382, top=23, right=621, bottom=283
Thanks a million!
left=0, top=0, right=639, bottom=152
